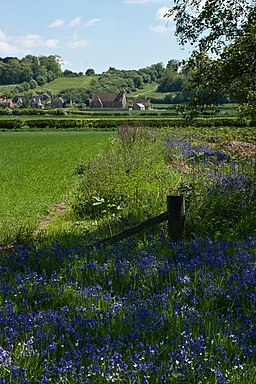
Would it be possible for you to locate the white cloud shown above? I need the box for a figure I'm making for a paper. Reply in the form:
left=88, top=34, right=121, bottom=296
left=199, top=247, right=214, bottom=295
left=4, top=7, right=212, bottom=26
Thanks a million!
left=0, top=28, right=61, bottom=55
left=69, top=16, right=82, bottom=27
left=48, top=19, right=65, bottom=28
left=0, top=30, right=20, bottom=54
left=155, top=7, right=169, bottom=21
left=68, top=37, right=89, bottom=49
left=44, top=39, right=59, bottom=48
left=19, top=34, right=42, bottom=48
left=149, top=6, right=173, bottom=33
left=0, top=41, right=18, bottom=54
left=17, top=34, right=61, bottom=50
left=85, top=18, right=102, bottom=28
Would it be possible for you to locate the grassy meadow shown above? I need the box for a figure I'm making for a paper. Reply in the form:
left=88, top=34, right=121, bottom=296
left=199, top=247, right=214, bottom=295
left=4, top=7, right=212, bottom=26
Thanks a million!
left=0, top=130, right=112, bottom=245
left=0, top=124, right=255, bottom=383
left=33, top=75, right=100, bottom=94
left=0, top=75, right=100, bottom=97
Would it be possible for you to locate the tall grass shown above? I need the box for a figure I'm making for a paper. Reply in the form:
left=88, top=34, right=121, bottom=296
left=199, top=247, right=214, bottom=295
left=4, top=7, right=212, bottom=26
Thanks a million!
left=70, top=126, right=183, bottom=242
left=0, top=131, right=112, bottom=245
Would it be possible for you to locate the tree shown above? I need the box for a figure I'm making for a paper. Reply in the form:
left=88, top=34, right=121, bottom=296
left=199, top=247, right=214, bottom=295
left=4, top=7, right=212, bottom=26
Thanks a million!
left=85, top=68, right=95, bottom=76
left=167, top=0, right=254, bottom=53
left=36, top=75, right=47, bottom=86
left=29, top=79, right=38, bottom=89
left=158, top=61, right=185, bottom=93
left=166, top=59, right=179, bottom=72
left=167, top=0, right=256, bottom=120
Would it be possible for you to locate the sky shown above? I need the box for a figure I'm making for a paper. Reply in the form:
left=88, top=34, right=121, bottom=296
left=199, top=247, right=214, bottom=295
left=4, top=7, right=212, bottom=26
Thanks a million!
left=0, top=0, right=191, bottom=74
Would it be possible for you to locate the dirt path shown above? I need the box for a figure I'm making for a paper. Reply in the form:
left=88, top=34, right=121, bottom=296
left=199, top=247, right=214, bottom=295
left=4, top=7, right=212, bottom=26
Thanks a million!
left=34, top=202, right=67, bottom=233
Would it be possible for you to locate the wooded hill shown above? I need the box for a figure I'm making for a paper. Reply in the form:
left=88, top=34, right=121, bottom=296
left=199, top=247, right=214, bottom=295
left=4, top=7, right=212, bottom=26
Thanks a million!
left=0, top=55, right=241, bottom=108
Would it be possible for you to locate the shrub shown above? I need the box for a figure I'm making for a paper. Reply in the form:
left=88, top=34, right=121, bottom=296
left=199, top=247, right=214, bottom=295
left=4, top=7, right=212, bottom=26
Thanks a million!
left=71, top=126, right=179, bottom=221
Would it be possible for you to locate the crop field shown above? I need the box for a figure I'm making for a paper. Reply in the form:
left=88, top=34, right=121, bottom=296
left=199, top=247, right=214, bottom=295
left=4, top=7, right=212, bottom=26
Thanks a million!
left=0, top=124, right=255, bottom=383
left=0, top=130, right=112, bottom=245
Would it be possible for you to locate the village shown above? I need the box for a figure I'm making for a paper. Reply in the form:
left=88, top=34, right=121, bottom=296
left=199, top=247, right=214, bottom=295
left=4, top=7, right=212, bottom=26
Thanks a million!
left=0, top=90, right=153, bottom=111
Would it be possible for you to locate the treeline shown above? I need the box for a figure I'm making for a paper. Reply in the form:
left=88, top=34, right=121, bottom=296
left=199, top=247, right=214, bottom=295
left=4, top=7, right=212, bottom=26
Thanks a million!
left=0, top=55, right=62, bottom=86
left=96, top=63, right=165, bottom=93
left=54, top=63, right=184, bottom=107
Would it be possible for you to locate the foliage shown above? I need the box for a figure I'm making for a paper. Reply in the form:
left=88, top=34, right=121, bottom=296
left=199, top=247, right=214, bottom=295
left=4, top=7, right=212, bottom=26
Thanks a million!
left=167, top=0, right=254, bottom=53
left=184, top=23, right=256, bottom=119
left=0, top=55, right=62, bottom=86
left=63, top=69, right=84, bottom=77
left=96, top=63, right=165, bottom=94
left=71, top=126, right=179, bottom=221
left=56, top=87, right=91, bottom=105
left=157, top=69, right=185, bottom=93
left=85, top=68, right=95, bottom=76
left=167, top=1, right=256, bottom=121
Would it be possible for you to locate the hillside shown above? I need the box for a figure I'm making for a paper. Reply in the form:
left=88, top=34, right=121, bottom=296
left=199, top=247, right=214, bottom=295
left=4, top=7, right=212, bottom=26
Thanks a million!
left=33, top=75, right=100, bottom=93
left=0, top=76, right=173, bottom=106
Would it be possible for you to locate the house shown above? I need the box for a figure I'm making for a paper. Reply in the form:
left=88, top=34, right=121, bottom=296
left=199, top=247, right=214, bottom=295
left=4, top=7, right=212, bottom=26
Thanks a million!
left=30, top=95, right=44, bottom=108
left=133, top=99, right=152, bottom=110
left=0, top=97, right=14, bottom=108
left=16, top=95, right=44, bottom=108
left=133, top=102, right=145, bottom=111
left=90, top=89, right=128, bottom=109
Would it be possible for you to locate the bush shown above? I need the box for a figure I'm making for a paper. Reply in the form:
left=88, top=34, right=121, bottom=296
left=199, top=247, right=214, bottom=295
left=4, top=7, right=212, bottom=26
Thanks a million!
left=0, top=119, right=22, bottom=129
left=71, top=126, right=179, bottom=221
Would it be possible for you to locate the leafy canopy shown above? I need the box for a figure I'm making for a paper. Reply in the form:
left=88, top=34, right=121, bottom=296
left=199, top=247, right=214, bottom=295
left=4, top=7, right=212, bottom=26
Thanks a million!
left=166, top=0, right=256, bottom=120
left=167, top=0, right=255, bottom=52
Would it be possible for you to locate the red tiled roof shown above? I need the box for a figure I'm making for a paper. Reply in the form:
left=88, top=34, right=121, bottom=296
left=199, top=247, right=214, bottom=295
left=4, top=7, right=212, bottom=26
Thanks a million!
left=0, top=97, right=13, bottom=105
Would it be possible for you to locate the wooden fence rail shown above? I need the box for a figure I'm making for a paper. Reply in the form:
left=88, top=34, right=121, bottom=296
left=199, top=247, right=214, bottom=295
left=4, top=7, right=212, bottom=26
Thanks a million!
left=100, top=195, right=185, bottom=246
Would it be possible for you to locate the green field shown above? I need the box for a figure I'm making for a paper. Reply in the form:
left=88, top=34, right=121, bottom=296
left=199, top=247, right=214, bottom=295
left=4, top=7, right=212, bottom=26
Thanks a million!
left=0, top=130, right=112, bottom=245
left=0, top=75, right=100, bottom=97
left=34, top=75, right=100, bottom=93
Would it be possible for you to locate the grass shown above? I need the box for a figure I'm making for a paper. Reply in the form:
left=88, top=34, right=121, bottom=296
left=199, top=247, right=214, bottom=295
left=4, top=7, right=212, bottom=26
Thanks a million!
left=0, top=124, right=255, bottom=383
left=0, top=84, right=17, bottom=95
left=0, top=130, right=112, bottom=245
left=0, top=75, right=100, bottom=99
left=33, top=75, right=100, bottom=94
left=127, top=82, right=159, bottom=99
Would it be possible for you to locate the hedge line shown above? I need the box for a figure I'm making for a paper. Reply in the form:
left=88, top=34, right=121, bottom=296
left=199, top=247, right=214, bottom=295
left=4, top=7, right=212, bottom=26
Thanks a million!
left=0, top=117, right=251, bottom=131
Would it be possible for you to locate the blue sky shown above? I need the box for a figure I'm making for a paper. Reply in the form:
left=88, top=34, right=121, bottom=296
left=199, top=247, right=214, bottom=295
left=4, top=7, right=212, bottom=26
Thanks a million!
left=0, top=0, right=191, bottom=73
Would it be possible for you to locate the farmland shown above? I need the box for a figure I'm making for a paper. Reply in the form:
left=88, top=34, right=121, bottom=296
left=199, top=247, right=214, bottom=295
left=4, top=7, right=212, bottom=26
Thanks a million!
left=0, top=122, right=255, bottom=383
left=0, top=131, right=112, bottom=245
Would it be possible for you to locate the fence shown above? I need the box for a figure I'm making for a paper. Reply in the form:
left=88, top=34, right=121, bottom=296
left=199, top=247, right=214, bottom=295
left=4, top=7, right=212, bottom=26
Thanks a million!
left=99, top=195, right=185, bottom=246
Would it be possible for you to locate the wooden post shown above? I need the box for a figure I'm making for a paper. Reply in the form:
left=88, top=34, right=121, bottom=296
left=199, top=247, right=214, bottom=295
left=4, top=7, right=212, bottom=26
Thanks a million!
left=167, top=195, right=185, bottom=243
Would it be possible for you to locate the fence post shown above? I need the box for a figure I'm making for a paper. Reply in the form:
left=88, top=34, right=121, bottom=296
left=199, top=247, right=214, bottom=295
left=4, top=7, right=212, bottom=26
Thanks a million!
left=167, top=195, right=185, bottom=243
